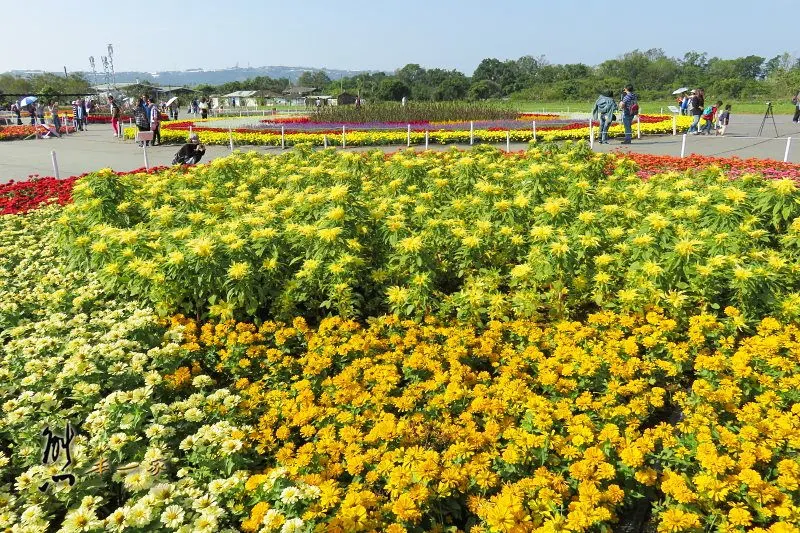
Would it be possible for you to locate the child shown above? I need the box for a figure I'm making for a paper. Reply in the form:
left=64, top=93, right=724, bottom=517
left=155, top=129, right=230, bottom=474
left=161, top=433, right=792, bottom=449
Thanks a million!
left=716, top=104, right=731, bottom=136
left=701, top=100, right=721, bottom=135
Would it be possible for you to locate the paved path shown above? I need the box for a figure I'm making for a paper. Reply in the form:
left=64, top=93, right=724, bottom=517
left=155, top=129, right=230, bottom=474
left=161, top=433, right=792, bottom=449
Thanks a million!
left=2, top=114, right=798, bottom=184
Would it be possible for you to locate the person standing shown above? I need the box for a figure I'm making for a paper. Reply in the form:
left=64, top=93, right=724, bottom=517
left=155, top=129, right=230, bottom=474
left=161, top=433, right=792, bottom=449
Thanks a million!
left=199, top=98, right=209, bottom=119
left=619, top=84, right=638, bottom=144
left=79, top=98, right=88, bottom=130
left=108, top=95, right=121, bottom=136
left=36, top=102, right=45, bottom=125
left=793, top=89, right=800, bottom=124
left=11, top=102, right=22, bottom=125
left=687, top=88, right=704, bottom=134
left=148, top=98, right=161, bottom=146
left=717, top=104, right=731, bottom=136
left=27, top=103, right=36, bottom=125
left=50, top=101, right=62, bottom=136
left=592, top=90, right=617, bottom=144
left=133, top=97, right=150, bottom=145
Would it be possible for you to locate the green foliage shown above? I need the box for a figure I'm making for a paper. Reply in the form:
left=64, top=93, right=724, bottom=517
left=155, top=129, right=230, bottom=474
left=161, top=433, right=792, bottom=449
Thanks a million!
left=309, top=101, right=518, bottom=123
left=56, top=145, right=800, bottom=326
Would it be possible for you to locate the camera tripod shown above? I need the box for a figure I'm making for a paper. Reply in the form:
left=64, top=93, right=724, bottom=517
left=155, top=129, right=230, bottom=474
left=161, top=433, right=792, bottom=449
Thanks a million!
left=758, top=102, right=779, bottom=137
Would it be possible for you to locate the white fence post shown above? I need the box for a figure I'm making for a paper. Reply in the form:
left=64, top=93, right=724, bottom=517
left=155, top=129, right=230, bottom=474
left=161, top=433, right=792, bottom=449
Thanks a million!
left=680, top=133, right=687, bottom=158
left=672, top=115, right=677, bottom=136
left=281, top=125, right=285, bottom=149
left=636, top=115, right=641, bottom=139
left=323, top=134, right=328, bottom=148
left=506, top=130, right=510, bottom=153
left=228, top=127, right=234, bottom=152
left=50, top=150, right=60, bottom=179
left=425, top=130, right=429, bottom=150
left=532, top=120, right=536, bottom=142
left=469, top=121, right=474, bottom=145
left=589, top=122, right=595, bottom=149
left=342, top=125, right=346, bottom=148
left=143, top=142, right=149, bottom=170
left=785, top=137, right=792, bottom=163
left=407, top=124, right=411, bottom=147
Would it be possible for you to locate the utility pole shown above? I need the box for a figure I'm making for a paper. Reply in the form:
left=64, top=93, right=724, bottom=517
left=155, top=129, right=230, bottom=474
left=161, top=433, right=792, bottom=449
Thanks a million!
left=107, top=44, right=116, bottom=87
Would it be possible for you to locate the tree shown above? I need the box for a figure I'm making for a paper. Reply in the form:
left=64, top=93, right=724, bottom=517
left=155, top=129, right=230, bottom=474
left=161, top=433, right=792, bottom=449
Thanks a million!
left=433, top=74, right=469, bottom=101
left=297, top=70, right=332, bottom=90
left=467, top=80, right=502, bottom=100
left=375, top=79, right=410, bottom=101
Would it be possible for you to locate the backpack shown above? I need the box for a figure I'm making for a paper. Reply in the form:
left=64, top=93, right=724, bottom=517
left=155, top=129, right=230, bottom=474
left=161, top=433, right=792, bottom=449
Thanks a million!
left=626, top=95, right=639, bottom=116
left=702, top=105, right=714, bottom=118
left=133, top=106, right=149, bottom=129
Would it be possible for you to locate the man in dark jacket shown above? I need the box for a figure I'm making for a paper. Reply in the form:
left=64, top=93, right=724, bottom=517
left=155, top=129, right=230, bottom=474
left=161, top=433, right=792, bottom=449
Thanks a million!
left=687, top=88, right=704, bottom=134
left=172, top=134, right=206, bottom=165
left=592, top=91, right=618, bottom=144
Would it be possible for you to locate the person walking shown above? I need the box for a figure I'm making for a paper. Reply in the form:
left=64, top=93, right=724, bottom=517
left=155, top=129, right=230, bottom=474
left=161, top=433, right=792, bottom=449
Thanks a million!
left=148, top=97, right=161, bottom=146
left=79, top=98, right=88, bottom=130
left=36, top=102, right=45, bottom=125
left=793, top=89, right=800, bottom=124
left=716, top=104, right=731, bottom=136
left=592, top=90, right=617, bottom=144
left=108, top=95, right=121, bottom=137
left=619, top=84, right=638, bottom=144
left=700, top=100, right=721, bottom=135
left=50, top=101, right=62, bottom=136
left=686, top=89, right=704, bottom=134
left=11, top=102, right=22, bottom=124
left=133, top=97, right=150, bottom=145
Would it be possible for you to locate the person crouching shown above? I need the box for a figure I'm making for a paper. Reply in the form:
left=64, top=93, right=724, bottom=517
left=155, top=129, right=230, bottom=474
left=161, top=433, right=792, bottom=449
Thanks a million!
left=172, top=134, right=206, bottom=165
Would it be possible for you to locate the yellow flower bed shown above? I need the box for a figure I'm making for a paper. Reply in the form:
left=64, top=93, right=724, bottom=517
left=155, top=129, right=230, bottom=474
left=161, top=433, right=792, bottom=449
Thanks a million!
left=122, top=115, right=694, bottom=147
left=159, top=307, right=800, bottom=532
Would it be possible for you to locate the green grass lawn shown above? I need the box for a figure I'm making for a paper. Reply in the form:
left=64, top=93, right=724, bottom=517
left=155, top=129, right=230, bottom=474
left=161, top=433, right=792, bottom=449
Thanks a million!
left=514, top=100, right=797, bottom=115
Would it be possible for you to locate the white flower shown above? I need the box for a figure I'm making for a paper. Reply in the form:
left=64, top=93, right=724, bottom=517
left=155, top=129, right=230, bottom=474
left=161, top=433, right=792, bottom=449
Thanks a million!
left=108, top=432, right=128, bottom=451
left=279, top=486, right=302, bottom=505
left=20, top=504, right=42, bottom=524
left=219, top=439, right=243, bottom=456
left=160, top=505, right=185, bottom=528
left=192, top=514, right=217, bottom=533
left=192, top=494, right=216, bottom=511
left=192, top=375, right=213, bottom=388
left=262, top=509, right=284, bottom=529
left=123, top=471, right=153, bottom=492
left=149, top=483, right=174, bottom=502
left=207, top=478, right=227, bottom=495
left=126, top=502, right=153, bottom=528
left=301, top=483, right=321, bottom=500
left=62, top=506, right=101, bottom=531
left=184, top=407, right=204, bottom=422
left=179, top=435, right=196, bottom=451
left=104, top=508, right=126, bottom=532
left=281, top=517, right=305, bottom=533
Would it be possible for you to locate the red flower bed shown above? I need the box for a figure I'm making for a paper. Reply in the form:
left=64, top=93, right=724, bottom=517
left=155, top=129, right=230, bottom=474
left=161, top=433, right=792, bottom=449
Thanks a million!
left=0, top=125, right=76, bottom=141
left=623, top=153, right=800, bottom=180
left=0, top=166, right=178, bottom=215
left=0, top=176, right=79, bottom=214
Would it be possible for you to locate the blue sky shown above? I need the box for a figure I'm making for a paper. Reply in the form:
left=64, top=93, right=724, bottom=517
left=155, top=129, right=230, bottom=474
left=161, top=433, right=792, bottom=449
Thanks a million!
left=2, top=0, right=795, bottom=75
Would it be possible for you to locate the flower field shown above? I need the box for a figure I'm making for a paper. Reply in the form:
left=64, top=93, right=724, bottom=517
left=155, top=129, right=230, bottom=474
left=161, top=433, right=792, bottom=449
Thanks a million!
left=128, top=115, right=693, bottom=147
left=0, top=124, right=76, bottom=141
left=3, top=144, right=800, bottom=532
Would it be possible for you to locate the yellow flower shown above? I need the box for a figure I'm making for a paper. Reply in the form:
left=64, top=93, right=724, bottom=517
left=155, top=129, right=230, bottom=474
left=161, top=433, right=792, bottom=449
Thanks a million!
left=228, top=262, right=250, bottom=280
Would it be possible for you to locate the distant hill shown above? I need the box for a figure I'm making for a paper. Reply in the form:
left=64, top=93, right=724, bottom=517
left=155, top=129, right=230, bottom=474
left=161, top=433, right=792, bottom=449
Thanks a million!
left=5, top=66, right=383, bottom=86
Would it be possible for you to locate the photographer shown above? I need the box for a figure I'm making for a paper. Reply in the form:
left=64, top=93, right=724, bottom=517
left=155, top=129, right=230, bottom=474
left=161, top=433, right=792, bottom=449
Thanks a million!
left=172, top=133, right=206, bottom=165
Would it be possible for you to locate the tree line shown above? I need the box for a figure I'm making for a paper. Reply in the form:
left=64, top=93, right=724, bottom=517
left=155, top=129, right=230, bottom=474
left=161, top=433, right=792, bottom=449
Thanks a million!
left=3, top=49, right=800, bottom=105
